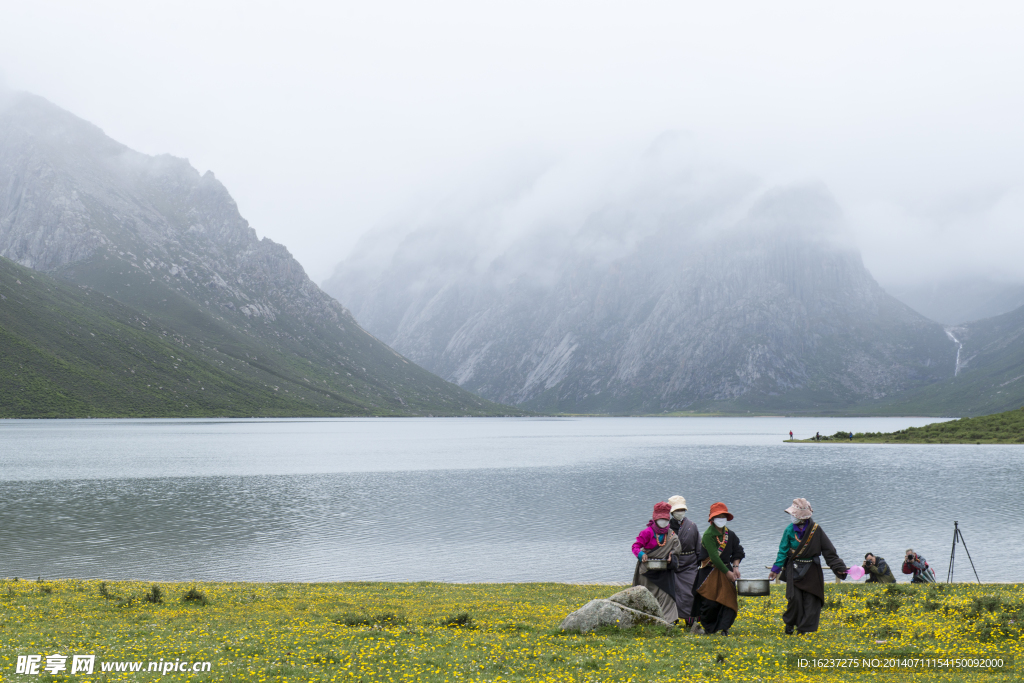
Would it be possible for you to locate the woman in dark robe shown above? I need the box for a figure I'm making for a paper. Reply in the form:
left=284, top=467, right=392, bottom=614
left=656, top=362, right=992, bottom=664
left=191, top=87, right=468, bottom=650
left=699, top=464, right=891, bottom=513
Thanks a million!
left=631, top=501, right=682, bottom=622
left=692, top=502, right=744, bottom=635
left=667, top=494, right=700, bottom=625
left=768, top=497, right=849, bottom=634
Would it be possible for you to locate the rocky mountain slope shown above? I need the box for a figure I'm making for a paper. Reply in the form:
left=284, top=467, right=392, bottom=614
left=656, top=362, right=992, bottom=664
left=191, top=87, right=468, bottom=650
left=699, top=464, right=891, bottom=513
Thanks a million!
left=0, top=93, right=507, bottom=416
left=326, top=162, right=959, bottom=414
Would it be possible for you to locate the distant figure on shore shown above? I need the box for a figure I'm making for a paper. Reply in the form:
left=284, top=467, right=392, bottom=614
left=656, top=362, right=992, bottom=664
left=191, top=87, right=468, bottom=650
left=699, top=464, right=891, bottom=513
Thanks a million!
left=789, top=430, right=794, bottom=440
left=693, top=502, right=744, bottom=635
left=863, top=553, right=896, bottom=583
left=768, top=498, right=848, bottom=634
left=902, top=549, right=937, bottom=583
left=849, top=432, right=854, bottom=441
left=815, top=432, right=821, bottom=441
left=667, top=495, right=700, bottom=626
left=631, top=502, right=681, bottom=623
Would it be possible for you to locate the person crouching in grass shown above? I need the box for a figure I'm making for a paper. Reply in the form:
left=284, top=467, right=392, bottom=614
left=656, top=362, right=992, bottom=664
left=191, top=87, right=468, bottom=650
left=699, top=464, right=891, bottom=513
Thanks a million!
left=863, top=553, right=897, bottom=583
left=768, top=498, right=849, bottom=634
left=902, top=549, right=937, bottom=583
left=693, top=502, right=744, bottom=635
left=632, top=501, right=681, bottom=623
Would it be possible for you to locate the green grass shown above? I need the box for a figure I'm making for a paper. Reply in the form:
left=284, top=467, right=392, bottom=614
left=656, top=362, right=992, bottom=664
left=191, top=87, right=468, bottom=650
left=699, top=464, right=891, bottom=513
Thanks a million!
left=786, top=406, right=1024, bottom=444
left=1, top=579, right=1020, bottom=681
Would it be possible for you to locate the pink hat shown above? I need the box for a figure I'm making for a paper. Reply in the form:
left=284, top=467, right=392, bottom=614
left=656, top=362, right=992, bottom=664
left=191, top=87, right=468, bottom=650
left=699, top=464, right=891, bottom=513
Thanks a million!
left=652, top=501, right=672, bottom=521
left=784, top=498, right=813, bottom=520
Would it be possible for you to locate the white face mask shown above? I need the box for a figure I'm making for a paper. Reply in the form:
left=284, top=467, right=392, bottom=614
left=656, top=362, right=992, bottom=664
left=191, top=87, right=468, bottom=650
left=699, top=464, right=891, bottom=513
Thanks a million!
left=672, top=511, right=686, bottom=521
left=790, top=514, right=802, bottom=524
left=713, top=517, right=727, bottom=528
left=655, top=519, right=670, bottom=528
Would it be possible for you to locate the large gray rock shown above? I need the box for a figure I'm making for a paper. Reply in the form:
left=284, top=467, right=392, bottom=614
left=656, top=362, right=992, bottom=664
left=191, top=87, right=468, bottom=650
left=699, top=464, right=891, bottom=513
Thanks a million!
left=559, top=598, right=673, bottom=633
left=607, top=585, right=662, bottom=618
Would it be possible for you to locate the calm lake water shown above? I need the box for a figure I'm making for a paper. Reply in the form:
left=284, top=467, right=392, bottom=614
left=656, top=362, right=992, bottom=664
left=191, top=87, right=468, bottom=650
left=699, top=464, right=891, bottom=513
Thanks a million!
left=0, top=417, right=1019, bottom=584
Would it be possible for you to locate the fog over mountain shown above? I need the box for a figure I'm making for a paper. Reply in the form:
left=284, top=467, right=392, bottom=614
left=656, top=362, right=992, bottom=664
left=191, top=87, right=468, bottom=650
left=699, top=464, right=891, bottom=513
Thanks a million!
left=0, top=93, right=504, bottom=416
left=887, top=279, right=1024, bottom=327
left=326, top=143, right=958, bottom=413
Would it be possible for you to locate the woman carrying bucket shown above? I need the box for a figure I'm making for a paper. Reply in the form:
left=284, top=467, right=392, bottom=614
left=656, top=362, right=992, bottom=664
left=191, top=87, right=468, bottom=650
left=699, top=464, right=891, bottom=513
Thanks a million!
left=768, top=498, right=850, bottom=634
left=693, top=502, right=745, bottom=635
left=631, top=501, right=682, bottom=623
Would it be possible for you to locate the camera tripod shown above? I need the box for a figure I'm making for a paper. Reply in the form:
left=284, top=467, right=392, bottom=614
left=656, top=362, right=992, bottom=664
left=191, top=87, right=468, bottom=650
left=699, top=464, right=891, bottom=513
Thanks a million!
left=946, top=521, right=980, bottom=583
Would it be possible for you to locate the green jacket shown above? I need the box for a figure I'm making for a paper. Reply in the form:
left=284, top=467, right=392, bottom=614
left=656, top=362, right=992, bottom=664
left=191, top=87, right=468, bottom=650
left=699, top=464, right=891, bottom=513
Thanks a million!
left=701, top=524, right=732, bottom=575
left=865, top=557, right=897, bottom=583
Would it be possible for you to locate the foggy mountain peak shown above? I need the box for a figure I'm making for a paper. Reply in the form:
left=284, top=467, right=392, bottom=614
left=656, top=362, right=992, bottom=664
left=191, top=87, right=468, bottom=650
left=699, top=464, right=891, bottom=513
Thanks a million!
left=325, top=151, right=953, bottom=413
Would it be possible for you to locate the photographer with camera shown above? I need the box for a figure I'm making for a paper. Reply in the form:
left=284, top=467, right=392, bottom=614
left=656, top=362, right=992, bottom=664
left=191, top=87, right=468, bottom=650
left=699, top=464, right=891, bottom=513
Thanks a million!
left=902, top=548, right=936, bottom=583
left=862, top=552, right=896, bottom=583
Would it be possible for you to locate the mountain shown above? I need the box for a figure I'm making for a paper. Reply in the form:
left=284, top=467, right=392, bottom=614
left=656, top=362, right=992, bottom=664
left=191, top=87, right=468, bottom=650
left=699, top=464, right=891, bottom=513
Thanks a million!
left=0, top=92, right=507, bottom=416
left=325, top=157, right=958, bottom=414
left=859, top=303, right=1024, bottom=416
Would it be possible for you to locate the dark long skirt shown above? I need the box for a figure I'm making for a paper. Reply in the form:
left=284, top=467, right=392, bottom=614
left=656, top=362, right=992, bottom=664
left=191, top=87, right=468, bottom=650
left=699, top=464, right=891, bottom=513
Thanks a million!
left=783, top=587, right=822, bottom=634
left=696, top=596, right=736, bottom=634
left=672, top=563, right=698, bottom=621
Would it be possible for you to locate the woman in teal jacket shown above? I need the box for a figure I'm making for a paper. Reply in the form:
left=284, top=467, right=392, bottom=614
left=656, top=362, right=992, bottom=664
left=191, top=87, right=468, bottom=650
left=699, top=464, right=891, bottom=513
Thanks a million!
left=768, top=498, right=848, bottom=634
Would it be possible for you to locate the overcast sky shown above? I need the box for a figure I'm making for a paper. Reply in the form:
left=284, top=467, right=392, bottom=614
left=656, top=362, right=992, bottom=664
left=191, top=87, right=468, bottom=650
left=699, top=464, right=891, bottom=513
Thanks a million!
left=2, top=1, right=1023, bottom=288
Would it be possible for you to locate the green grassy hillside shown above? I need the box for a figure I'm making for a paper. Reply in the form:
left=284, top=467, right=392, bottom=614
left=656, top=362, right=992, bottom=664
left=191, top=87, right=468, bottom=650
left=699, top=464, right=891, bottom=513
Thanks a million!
left=787, top=406, right=1024, bottom=444
left=0, top=257, right=343, bottom=417
left=54, top=255, right=514, bottom=417
left=0, top=257, right=509, bottom=417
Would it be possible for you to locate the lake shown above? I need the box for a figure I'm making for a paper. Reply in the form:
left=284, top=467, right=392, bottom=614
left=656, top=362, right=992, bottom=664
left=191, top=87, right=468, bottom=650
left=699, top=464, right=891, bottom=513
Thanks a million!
left=0, top=417, right=1019, bottom=584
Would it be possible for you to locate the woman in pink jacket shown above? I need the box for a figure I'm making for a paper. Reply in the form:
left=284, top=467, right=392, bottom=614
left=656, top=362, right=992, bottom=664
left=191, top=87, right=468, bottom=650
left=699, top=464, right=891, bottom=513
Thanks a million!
left=631, top=501, right=682, bottom=622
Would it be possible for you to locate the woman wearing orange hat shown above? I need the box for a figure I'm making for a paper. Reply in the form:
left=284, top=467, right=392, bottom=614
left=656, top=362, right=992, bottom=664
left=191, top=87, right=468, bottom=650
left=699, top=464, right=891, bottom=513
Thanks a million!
left=692, top=502, right=745, bottom=635
left=768, top=498, right=849, bottom=634
left=631, top=501, right=682, bottom=623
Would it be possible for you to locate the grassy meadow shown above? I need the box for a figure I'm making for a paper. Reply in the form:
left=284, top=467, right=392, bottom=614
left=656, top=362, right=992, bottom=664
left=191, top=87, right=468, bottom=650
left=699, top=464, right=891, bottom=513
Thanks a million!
left=0, top=579, right=1021, bottom=682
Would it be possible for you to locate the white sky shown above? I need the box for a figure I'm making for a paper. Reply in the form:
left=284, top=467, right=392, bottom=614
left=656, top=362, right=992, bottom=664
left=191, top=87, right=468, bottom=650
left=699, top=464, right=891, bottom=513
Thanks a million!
left=2, top=1, right=1023, bottom=286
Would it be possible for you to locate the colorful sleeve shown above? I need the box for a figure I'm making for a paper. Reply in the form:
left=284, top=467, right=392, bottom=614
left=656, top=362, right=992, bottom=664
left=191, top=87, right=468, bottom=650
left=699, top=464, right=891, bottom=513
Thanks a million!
left=772, top=526, right=795, bottom=572
left=632, top=528, right=651, bottom=558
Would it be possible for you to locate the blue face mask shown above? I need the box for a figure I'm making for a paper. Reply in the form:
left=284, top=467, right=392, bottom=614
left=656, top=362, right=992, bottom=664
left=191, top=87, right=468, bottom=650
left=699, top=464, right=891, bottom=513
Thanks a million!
left=713, top=518, right=727, bottom=528
left=655, top=519, right=670, bottom=529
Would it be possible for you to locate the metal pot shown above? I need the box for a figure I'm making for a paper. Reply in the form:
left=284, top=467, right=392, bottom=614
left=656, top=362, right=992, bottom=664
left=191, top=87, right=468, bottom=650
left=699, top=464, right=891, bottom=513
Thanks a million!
left=645, top=559, right=670, bottom=570
left=736, top=578, right=770, bottom=596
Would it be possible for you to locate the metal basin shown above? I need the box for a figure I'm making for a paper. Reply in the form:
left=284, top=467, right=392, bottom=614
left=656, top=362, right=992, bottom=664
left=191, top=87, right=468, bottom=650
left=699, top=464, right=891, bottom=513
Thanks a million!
left=645, top=559, right=669, bottom=570
left=736, top=578, right=770, bottom=596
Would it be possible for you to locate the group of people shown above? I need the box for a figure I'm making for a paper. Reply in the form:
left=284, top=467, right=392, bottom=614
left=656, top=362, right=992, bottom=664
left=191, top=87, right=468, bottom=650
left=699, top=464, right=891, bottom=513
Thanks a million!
left=863, top=549, right=936, bottom=583
left=631, top=496, right=849, bottom=635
